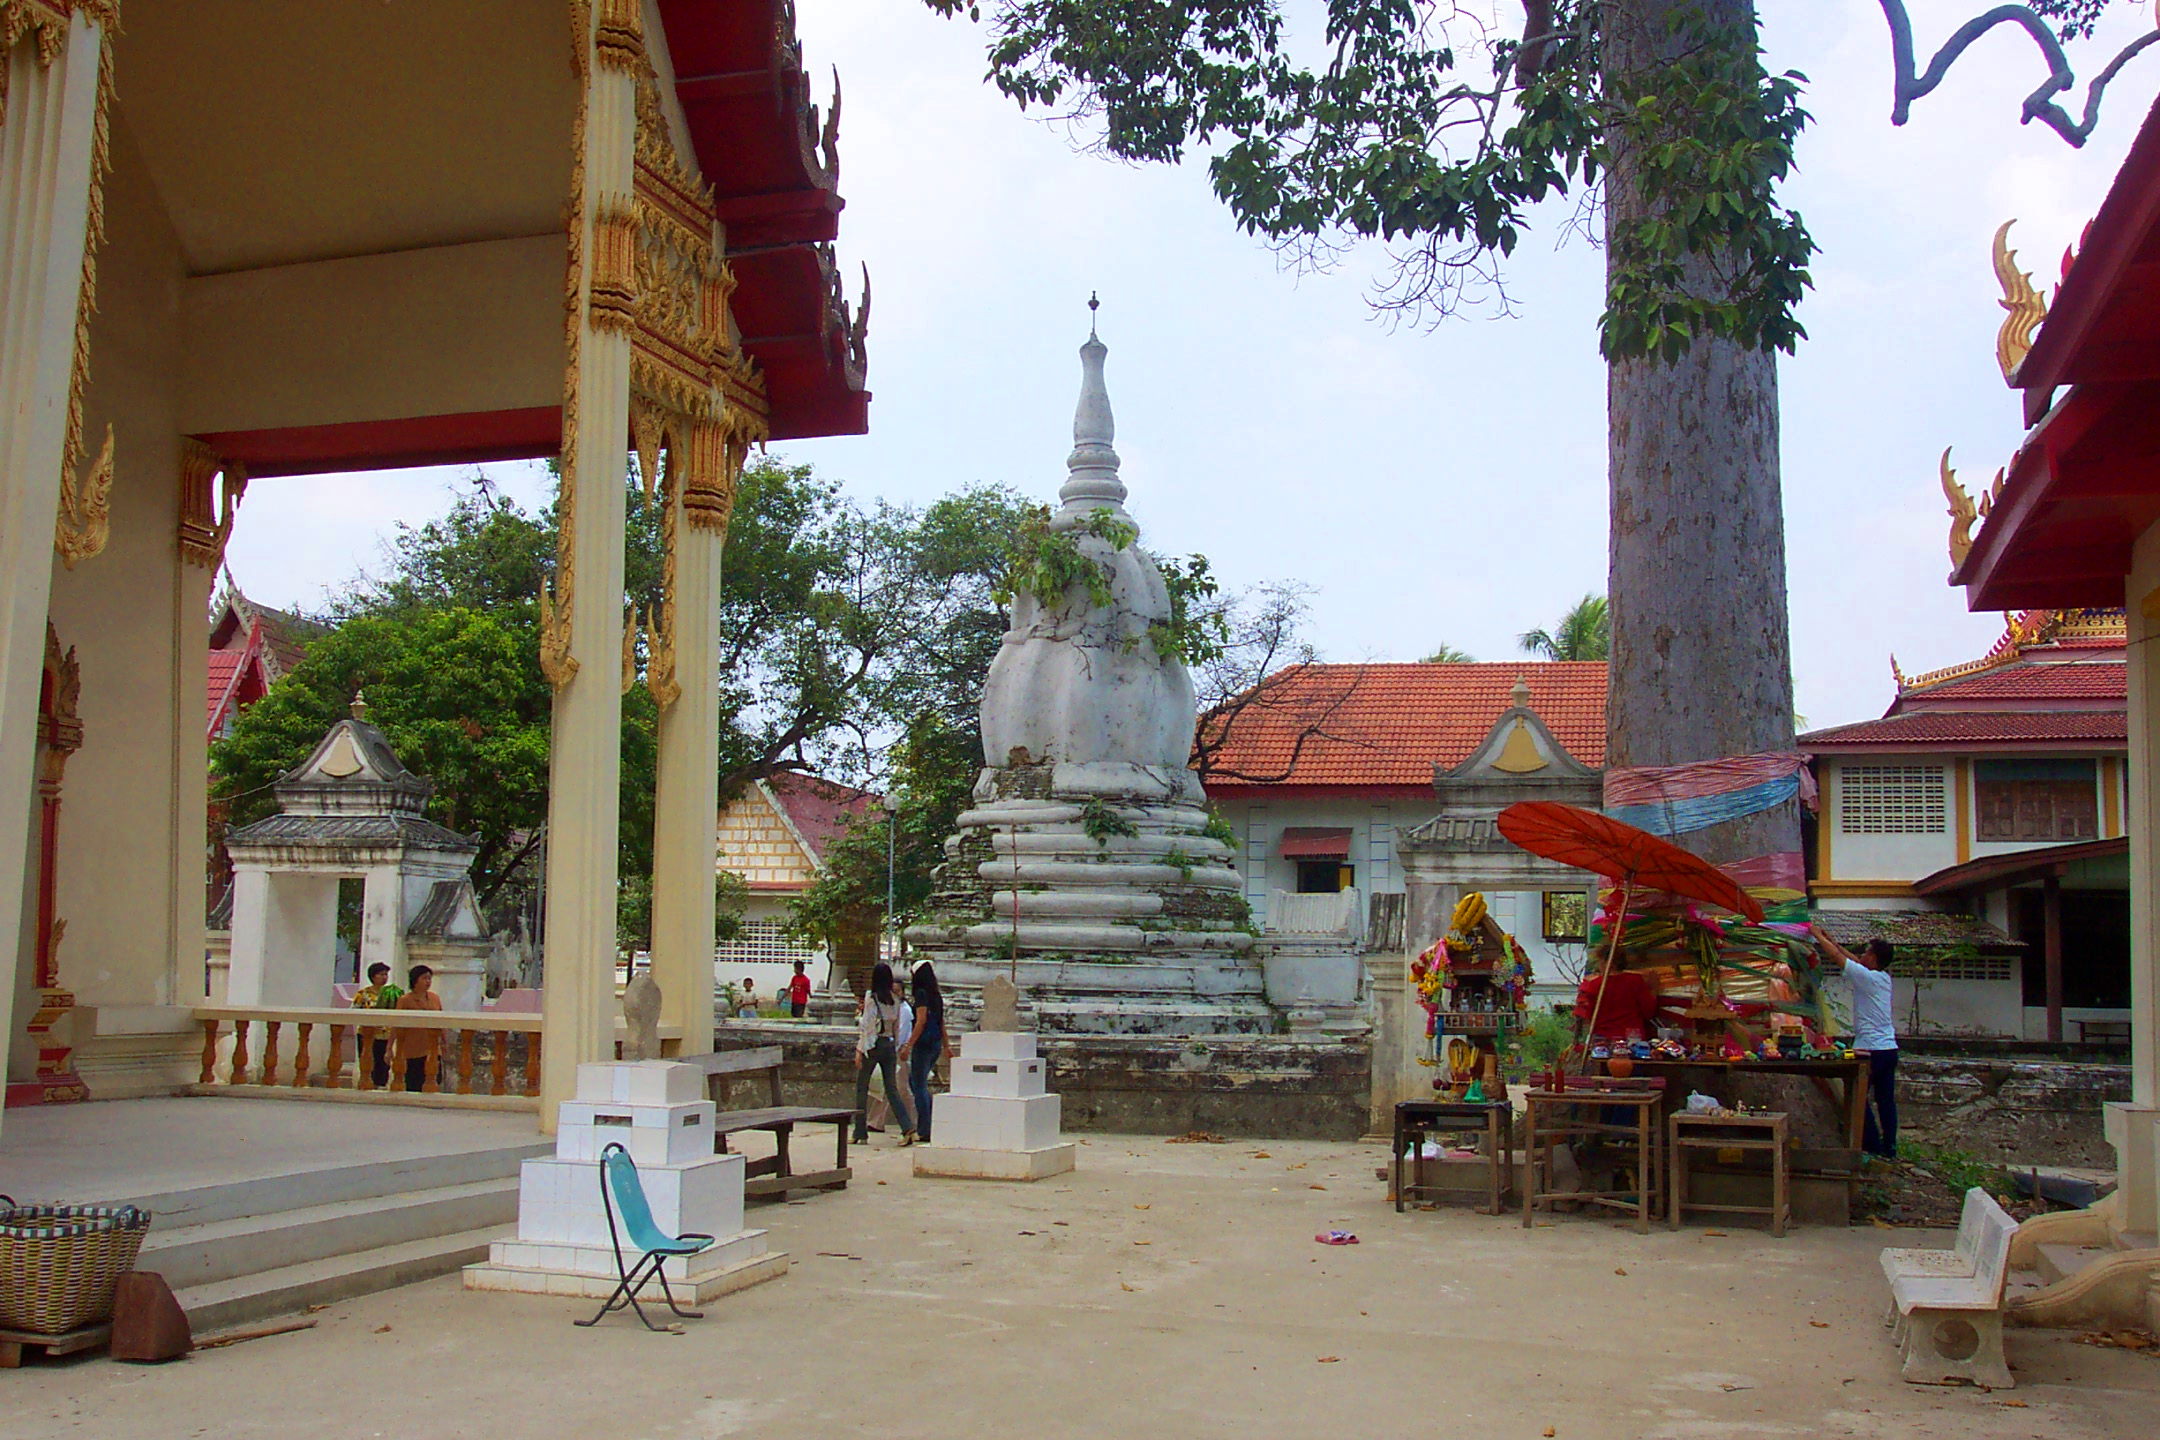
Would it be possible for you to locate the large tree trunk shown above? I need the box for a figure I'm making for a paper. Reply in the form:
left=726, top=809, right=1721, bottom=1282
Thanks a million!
left=1603, top=0, right=1800, bottom=871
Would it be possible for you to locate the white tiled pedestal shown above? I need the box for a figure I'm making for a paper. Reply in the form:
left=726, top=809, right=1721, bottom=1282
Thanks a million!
left=464, top=1061, right=788, bottom=1301
left=913, top=1032, right=1076, bottom=1181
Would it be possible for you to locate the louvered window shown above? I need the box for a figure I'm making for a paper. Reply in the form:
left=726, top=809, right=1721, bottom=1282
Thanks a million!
left=1839, top=765, right=1947, bottom=834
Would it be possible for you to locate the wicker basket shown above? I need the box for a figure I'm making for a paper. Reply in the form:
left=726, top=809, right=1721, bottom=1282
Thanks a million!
left=0, top=1198, right=153, bottom=1335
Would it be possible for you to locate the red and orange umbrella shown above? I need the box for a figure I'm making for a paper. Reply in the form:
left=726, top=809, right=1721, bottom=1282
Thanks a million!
left=1496, top=801, right=1763, bottom=923
left=1497, top=801, right=1763, bottom=1077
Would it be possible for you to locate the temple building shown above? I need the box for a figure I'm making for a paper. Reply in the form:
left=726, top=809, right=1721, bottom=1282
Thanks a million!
left=1799, top=608, right=2130, bottom=1042
left=712, top=771, right=879, bottom=995
left=1, top=1, right=869, bottom=1131
left=205, top=584, right=322, bottom=741
left=1200, top=661, right=1608, bottom=989
left=1934, top=96, right=2160, bottom=1329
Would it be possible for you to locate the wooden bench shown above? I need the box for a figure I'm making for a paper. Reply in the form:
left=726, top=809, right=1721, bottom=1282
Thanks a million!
left=684, top=1048, right=856, bottom=1199
left=1878, top=1186, right=2018, bottom=1388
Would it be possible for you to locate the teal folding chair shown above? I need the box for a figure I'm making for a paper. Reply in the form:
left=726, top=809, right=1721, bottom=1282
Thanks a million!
left=574, top=1142, right=716, bottom=1331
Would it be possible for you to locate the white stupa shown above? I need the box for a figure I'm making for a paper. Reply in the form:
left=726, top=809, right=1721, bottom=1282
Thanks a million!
left=906, top=308, right=1263, bottom=1036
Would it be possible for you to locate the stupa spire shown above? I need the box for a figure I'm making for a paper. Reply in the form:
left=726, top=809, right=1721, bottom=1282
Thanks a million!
left=1059, top=294, right=1126, bottom=516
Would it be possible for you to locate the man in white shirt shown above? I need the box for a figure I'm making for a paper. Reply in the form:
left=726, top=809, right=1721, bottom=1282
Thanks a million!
left=1813, top=927, right=1899, bottom=1159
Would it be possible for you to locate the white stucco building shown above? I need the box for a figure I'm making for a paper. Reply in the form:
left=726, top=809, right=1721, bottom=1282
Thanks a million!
left=1800, top=608, right=2129, bottom=1042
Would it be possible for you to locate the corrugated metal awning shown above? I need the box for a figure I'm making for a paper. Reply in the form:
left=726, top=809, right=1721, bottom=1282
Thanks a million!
left=1278, top=827, right=1352, bottom=859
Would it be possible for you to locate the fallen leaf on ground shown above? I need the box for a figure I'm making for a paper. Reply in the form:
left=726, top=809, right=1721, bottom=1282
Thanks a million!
left=1166, top=1131, right=1225, bottom=1144
left=1704, top=1230, right=1729, bottom=1237
left=1053, top=1221, right=1069, bottom=1226
left=1994, top=1399, right=2029, bottom=1408
left=1288, top=1162, right=1308, bottom=1170
left=1252, top=1150, right=1274, bottom=1159
left=1542, top=1428, right=1556, bottom=1437
left=1809, top=1320, right=1829, bottom=1329
left=1133, top=1240, right=1151, bottom=1246
left=1869, top=1217, right=1893, bottom=1229
left=1134, top=1204, right=1151, bottom=1210
left=1718, top=1383, right=1752, bottom=1393
left=1316, top=1356, right=1341, bottom=1364
left=1309, top=1184, right=1328, bottom=1191
left=373, top=1325, right=392, bottom=1334
left=1614, top=1267, right=1627, bottom=1276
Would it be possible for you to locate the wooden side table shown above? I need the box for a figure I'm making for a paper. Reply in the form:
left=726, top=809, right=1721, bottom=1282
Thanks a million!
left=1668, top=1111, right=1790, bottom=1237
left=1522, top=1086, right=1664, bottom=1234
left=1393, top=1100, right=1514, bottom=1215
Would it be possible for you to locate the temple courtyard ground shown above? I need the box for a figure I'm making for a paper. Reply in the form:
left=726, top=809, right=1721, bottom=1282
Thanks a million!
left=5, top=1130, right=2157, bottom=1440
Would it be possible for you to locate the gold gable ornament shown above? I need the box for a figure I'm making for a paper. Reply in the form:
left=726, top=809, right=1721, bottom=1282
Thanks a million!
left=1992, top=219, right=2048, bottom=382
left=1491, top=718, right=1550, bottom=775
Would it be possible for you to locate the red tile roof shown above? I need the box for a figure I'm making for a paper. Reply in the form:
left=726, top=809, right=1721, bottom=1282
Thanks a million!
left=1800, top=710, right=2126, bottom=748
left=206, top=651, right=243, bottom=729
left=1200, top=662, right=1607, bottom=790
left=764, top=771, right=881, bottom=862
left=1910, top=660, right=2125, bottom=701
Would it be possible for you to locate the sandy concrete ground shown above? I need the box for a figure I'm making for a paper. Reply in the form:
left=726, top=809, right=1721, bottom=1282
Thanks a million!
left=5, top=1134, right=2155, bottom=1440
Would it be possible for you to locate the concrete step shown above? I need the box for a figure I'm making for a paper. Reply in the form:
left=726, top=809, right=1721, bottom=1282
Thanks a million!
left=175, top=1223, right=512, bottom=1333
left=140, top=1177, right=521, bottom=1289
left=2033, top=1241, right=2115, bottom=1286
left=1034, top=1000, right=1279, bottom=1036
left=115, top=1139, right=550, bottom=1227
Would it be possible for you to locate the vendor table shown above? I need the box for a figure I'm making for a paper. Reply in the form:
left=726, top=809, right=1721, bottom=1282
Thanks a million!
left=1392, top=1100, right=1514, bottom=1215
left=1627, top=1057, right=1869, bottom=1151
left=1668, top=1111, right=1790, bottom=1236
left=1522, top=1084, right=1665, bottom=1234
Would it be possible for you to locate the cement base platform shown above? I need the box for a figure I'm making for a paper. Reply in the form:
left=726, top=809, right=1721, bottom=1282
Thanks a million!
left=463, top=1245, right=789, bottom=1302
left=913, top=1142, right=1077, bottom=1181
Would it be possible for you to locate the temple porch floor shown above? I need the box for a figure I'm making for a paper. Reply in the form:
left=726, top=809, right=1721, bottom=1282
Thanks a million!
left=5, top=1130, right=2158, bottom=1437
left=0, top=1095, right=543, bottom=1208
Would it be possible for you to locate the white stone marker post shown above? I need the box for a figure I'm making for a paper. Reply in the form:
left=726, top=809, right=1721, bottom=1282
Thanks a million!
left=914, top=975, right=1076, bottom=1181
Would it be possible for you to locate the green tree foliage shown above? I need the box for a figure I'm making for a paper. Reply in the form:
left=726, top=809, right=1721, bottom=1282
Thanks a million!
left=209, top=607, right=557, bottom=907
left=1519, top=593, right=1609, bottom=662
left=926, top=0, right=1813, bottom=360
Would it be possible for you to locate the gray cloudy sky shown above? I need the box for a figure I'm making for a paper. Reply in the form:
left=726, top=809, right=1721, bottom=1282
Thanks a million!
left=225, top=1, right=2160, bottom=731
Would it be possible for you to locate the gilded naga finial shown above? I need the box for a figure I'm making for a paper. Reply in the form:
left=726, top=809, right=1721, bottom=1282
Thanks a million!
left=1941, top=448, right=1978, bottom=571
left=1992, top=220, right=2047, bottom=381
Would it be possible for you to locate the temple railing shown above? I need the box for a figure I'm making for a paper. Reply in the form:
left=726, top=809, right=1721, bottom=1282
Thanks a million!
left=192, top=1005, right=542, bottom=1105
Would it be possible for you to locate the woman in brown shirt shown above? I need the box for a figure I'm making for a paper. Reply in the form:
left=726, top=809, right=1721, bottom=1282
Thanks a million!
left=394, top=965, right=444, bottom=1091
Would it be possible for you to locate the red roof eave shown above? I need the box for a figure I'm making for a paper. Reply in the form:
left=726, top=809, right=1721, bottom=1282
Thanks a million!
left=2013, top=98, right=2160, bottom=419
left=656, top=0, right=868, bottom=442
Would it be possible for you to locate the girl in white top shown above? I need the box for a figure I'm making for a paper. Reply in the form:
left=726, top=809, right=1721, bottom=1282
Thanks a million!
left=853, top=961, right=915, bottom=1144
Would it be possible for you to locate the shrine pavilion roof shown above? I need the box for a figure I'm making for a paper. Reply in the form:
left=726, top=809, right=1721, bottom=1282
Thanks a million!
left=1199, top=662, right=1607, bottom=795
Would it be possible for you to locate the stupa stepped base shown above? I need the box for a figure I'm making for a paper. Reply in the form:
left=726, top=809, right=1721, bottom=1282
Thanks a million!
left=923, top=955, right=1271, bottom=1036
left=465, top=1234, right=788, bottom=1302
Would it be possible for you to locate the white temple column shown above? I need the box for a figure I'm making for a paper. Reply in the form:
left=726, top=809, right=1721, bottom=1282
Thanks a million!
left=0, top=12, right=106, bottom=1140
left=2115, top=527, right=2160, bottom=1237
left=648, top=450, right=727, bottom=1056
left=539, top=33, right=636, bottom=1128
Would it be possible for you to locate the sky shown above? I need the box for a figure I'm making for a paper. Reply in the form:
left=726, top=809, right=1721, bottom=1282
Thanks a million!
left=223, top=1, right=2160, bottom=733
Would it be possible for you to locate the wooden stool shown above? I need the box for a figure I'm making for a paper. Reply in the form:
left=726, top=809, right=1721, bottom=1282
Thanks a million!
left=1669, top=1111, right=1790, bottom=1237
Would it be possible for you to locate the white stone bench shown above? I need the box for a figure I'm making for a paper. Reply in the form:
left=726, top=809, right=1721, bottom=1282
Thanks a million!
left=1878, top=1186, right=2018, bottom=1388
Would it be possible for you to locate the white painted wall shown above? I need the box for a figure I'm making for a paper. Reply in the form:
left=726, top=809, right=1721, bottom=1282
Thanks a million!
left=1216, top=797, right=1440, bottom=928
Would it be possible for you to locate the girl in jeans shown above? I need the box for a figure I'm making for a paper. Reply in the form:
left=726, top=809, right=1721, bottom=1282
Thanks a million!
left=900, top=962, right=946, bottom=1145
left=853, top=962, right=913, bottom=1144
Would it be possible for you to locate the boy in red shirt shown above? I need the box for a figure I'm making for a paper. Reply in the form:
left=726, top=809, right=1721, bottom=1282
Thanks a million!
left=787, top=960, right=811, bottom=1018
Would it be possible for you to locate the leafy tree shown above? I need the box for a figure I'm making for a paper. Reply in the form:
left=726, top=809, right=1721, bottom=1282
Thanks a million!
left=210, top=607, right=557, bottom=908
left=1190, top=579, right=1370, bottom=785
left=1420, top=644, right=1478, bottom=664
left=1520, top=594, right=1609, bottom=662
left=926, top=0, right=2157, bottom=866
